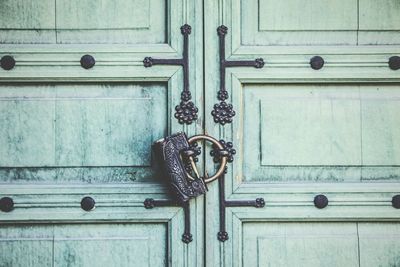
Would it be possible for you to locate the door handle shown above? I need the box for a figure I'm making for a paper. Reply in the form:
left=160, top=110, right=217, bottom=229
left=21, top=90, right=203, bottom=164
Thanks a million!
left=186, top=134, right=228, bottom=184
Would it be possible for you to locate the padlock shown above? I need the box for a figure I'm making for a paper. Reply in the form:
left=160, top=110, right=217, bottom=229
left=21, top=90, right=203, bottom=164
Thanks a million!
left=153, top=132, right=207, bottom=203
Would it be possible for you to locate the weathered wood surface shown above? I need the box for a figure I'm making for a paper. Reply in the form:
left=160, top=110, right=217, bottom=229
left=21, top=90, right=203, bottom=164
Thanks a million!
left=1, top=0, right=204, bottom=266
left=1, top=0, right=400, bottom=266
left=205, top=0, right=400, bottom=266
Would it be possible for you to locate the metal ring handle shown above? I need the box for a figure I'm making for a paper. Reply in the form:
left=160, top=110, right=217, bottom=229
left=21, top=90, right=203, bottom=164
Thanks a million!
left=187, top=135, right=227, bottom=183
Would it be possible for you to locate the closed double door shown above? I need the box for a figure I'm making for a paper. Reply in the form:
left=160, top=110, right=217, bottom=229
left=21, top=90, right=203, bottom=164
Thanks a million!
left=1, top=0, right=400, bottom=266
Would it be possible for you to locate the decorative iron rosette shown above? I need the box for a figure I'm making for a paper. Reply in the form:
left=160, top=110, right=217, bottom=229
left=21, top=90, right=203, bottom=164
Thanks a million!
left=211, top=101, right=235, bottom=125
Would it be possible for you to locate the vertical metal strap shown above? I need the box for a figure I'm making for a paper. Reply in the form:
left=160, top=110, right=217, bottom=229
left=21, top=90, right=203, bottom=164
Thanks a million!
left=212, top=25, right=264, bottom=125
left=144, top=24, right=198, bottom=125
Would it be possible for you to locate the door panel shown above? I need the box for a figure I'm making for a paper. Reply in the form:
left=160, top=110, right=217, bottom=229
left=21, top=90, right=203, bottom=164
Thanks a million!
left=242, top=84, right=400, bottom=182
left=205, top=0, right=400, bottom=266
left=1, top=0, right=203, bottom=266
left=242, top=222, right=360, bottom=267
left=0, top=83, right=166, bottom=183
left=240, top=222, right=400, bottom=267
left=0, top=223, right=168, bottom=267
left=56, top=0, right=166, bottom=44
left=241, top=0, right=400, bottom=45
left=0, top=0, right=166, bottom=44
left=359, top=223, right=400, bottom=267
left=0, top=0, right=56, bottom=44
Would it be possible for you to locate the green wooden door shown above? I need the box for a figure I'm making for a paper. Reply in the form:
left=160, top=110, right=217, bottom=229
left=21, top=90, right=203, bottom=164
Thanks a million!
left=204, top=0, right=400, bottom=266
left=1, top=1, right=400, bottom=267
left=0, top=0, right=204, bottom=266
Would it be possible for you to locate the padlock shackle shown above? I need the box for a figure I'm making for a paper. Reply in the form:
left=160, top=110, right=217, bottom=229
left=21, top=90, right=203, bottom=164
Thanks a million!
left=187, top=134, right=228, bottom=183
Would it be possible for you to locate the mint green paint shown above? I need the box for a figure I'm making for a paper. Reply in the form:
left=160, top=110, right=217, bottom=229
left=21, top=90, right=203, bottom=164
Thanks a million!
left=1, top=0, right=400, bottom=266
left=359, top=0, right=400, bottom=30
left=241, top=84, right=400, bottom=183
left=243, top=222, right=360, bottom=267
left=241, top=0, right=400, bottom=45
left=0, top=1, right=55, bottom=29
left=241, top=222, right=400, bottom=266
left=259, top=0, right=358, bottom=31
left=0, top=0, right=166, bottom=44
left=56, top=0, right=151, bottom=29
left=0, top=0, right=204, bottom=266
left=359, top=223, right=400, bottom=267
left=0, top=83, right=167, bottom=183
left=0, top=223, right=168, bottom=267
left=205, top=0, right=400, bottom=266
left=0, top=83, right=166, bottom=168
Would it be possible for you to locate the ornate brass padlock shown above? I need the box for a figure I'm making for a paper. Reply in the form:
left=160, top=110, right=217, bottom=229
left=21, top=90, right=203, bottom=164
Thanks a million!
left=154, top=132, right=228, bottom=203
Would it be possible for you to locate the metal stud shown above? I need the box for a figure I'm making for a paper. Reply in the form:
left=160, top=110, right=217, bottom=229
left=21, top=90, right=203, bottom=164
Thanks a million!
left=80, top=55, right=95, bottom=69
left=392, top=195, right=400, bottom=209
left=0, top=197, right=14, bottom=212
left=81, top=196, right=95, bottom=211
left=314, top=194, right=328, bottom=209
left=389, top=56, right=400, bottom=70
left=1, top=55, right=16, bottom=70
left=310, top=56, right=324, bottom=70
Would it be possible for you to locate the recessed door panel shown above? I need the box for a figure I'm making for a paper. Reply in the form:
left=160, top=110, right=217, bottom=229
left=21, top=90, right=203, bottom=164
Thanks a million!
left=241, top=84, right=400, bottom=182
left=0, top=223, right=168, bottom=267
left=242, top=222, right=359, bottom=267
left=0, top=83, right=167, bottom=183
left=359, top=223, right=400, bottom=267
left=240, top=0, right=400, bottom=45
left=56, top=0, right=166, bottom=44
left=0, top=0, right=167, bottom=44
